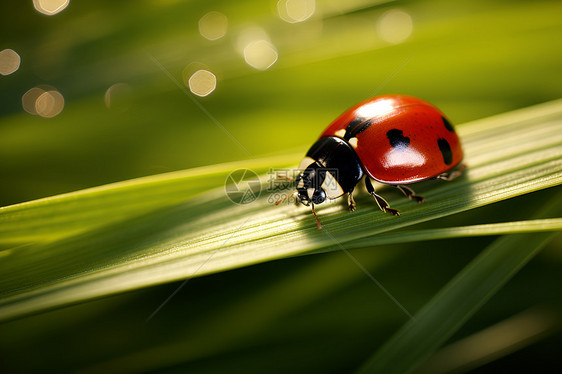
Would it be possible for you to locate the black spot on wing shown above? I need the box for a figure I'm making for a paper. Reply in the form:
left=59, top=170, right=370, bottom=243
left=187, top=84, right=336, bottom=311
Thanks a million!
left=386, top=129, right=410, bottom=150
left=437, top=138, right=453, bottom=165
left=344, top=117, right=372, bottom=139
left=442, top=117, right=454, bottom=132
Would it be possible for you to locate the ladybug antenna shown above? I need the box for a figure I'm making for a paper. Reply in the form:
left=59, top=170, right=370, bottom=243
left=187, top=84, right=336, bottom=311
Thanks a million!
left=311, top=203, right=323, bottom=230
left=275, top=172, right=295, bottom=182
left=274, top=191, right=297, bottom=206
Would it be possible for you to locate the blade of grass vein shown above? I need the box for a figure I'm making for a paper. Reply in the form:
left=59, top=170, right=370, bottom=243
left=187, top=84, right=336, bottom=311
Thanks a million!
left=0, top=153, right=300, bottom=245
left=458, top=99, right=562, bottom=137
left=311, top=218, right=562, bottom=254
left=463, top=122, right=562, bottom=167
left=458, top=110, right=562, bottom=165
left=356, top=194, right=562, bottom=374
left=461, top=112, right=562, bottom=143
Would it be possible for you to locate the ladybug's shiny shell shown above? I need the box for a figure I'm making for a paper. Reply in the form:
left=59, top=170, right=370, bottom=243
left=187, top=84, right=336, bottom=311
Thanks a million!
left=320, top=95, right=463, bottom=184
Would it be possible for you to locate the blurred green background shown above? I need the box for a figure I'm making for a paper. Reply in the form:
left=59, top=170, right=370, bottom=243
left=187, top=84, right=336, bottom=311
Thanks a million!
left=1, top=0, right=561, bottom=373
left=1, top=0, right=560, bottom=206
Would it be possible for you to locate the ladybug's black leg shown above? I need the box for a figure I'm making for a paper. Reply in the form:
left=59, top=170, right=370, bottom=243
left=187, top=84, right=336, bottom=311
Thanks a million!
left=396, top=185, right=424, bottom=203
left=310, top=203, right=323, bottom=230
left=347, top=188, right=356, bottom=211
left=365, top=178, right=400, bottom=216
left=436, top=163, right=467, bottom=181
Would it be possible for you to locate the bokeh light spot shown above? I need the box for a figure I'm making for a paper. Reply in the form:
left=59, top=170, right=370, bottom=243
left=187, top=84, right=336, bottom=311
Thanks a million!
left=36, top=90, right=65, bottom=118
left=199, top=11, right=228, bottom=40
left=22, top=87, right=47, bottom=115
left=182, top=62, right=211, bottom=87
left=377, top=9, right=413, bottom=44
left=105, top=83, right=133, bottom=110
left=278, top=0, right=316, bottom=23
left=188, top=70, right=217, bottom=97
left=33, top=0, right=70, bottom=16
left=236, top=27, right=269, bottom=54
left=243, top=40, right=278, bottom=70
left=24, top=86, right=65, bottom=118
left=0, top=49, right=21, bottom=76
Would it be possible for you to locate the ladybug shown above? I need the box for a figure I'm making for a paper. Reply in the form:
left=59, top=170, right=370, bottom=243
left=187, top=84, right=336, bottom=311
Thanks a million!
left=283, top=94, right=465, bottom=229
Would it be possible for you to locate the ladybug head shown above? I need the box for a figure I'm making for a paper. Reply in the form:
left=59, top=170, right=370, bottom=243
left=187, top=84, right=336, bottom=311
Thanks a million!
left=295, top=162, right=328, bottom=206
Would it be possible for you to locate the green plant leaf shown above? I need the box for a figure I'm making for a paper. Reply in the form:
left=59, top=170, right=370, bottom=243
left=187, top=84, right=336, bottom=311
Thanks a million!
left=420, top=307, right=558, bottom=373
left=357, top=193, right=562, bottom=374
left=316, top=218, right=562, bottom=252
left=0, top=99, right=561, bottom=321
left=0, top=154, right=298, bottom=245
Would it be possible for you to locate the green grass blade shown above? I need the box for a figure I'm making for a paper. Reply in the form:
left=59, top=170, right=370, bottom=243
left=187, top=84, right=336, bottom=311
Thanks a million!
left=0, top=100, right=561, bottom=321
left=356, top=196, right=562, bottom=374
left=0, top=154, right=298, bottom=244
left=420, top=307, right=557, bottom=373
left=2, top=99, right=560, bottom=246
left=340, top=218, right=562, bottom=249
